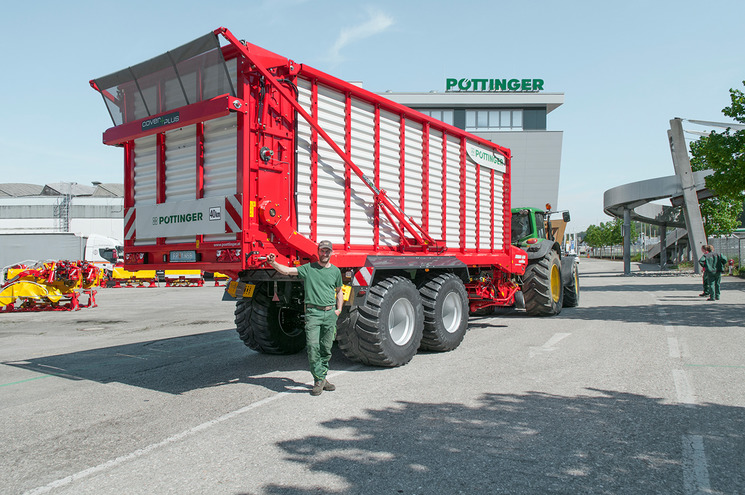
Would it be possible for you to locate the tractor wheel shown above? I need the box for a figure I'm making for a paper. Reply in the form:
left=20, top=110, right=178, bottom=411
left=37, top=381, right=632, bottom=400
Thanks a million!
left=563, top=262, right=580, bottom=308
left=234, top=281, right=306, bottom=354
left=418, top=273, right=469, bottom=351
left=523, top=250, right=564, bottom=316
left=336, top=276, right=423, bottom=367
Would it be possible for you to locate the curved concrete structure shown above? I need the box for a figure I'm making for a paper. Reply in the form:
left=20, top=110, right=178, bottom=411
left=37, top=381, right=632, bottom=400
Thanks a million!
left=603, top=170, right=713, bottom=227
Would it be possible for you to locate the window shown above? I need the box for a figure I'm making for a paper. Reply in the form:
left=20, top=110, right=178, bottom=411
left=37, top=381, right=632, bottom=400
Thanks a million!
left=464, top=109, right=523, bottom=131
left=418, top=109, right=454, bottom=126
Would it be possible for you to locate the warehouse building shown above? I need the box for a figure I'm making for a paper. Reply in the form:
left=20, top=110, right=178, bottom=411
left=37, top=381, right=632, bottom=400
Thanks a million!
left=0, top=182, right=124, bottom=241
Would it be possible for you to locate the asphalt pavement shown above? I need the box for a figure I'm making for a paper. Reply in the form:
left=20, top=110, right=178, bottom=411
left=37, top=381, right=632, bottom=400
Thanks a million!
left=1, top=259, right=744, bottom=494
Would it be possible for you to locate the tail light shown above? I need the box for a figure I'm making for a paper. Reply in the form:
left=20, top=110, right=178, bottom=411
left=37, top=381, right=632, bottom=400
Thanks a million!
left=125, top=252, right=147, bottom=264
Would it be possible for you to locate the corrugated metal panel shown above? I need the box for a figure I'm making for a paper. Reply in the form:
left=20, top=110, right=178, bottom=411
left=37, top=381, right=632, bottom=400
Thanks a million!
left=464, top=151, right=477, bottom=250
left=403, top=121, right=424, bottom=230
left=479, top=168, right=492, bottom=251
left=315, top=85, right=346, bottom=244
left=203, top=114, right=237, bottom=241
left=165, top=125, right=197, bottom=244
left=495, top=174, right=505, bottom=250
left=165, top=126, right=197, bottom=202
left=428, top=130, right=444, bottom=240
left=378, top=110, right=401, bottom=247
left=349, top=97, right=376, bottom=246
left=133, top=135, right=157, bottom=245
left=295, top=79, right=313, bottom=239
left=445, top=136, right=461, bottom=249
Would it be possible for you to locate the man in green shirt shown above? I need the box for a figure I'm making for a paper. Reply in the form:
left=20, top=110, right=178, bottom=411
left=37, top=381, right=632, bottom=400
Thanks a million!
left=267, top=240, right=344, bottom=396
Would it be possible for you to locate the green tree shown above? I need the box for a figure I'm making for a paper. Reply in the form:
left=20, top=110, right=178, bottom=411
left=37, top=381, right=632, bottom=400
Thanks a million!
left=689, top=81, right=745, bottom=236
left=584, top=224, right=602, bottom=249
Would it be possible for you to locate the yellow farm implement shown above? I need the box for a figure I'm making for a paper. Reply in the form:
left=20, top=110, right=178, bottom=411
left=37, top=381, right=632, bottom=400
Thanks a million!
left=0, top=261, right=102, bottom=312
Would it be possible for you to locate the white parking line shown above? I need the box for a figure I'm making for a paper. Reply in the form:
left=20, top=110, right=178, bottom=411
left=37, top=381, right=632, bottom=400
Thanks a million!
left=681, top=435, right=713, bottom=494
left=650, top=293, right=713, bottom=492
left=668, top=336, right=681, bottom=359
left=672, top=369, right=696, bottom=408
left=23, top=367, right=356, bottom=495
left=529, top=333, right=571, bottom=357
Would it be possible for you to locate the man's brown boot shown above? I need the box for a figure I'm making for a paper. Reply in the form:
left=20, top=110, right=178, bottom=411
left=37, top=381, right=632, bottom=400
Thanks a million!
left=323, top=380, right=336, bottom=391
left=311, top=380, right=324, bottom=396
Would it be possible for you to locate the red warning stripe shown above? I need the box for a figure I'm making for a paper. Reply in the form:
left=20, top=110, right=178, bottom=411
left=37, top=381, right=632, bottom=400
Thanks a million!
left=353, top=266, right=373, bottom=287
left=124, top=207, right=136, bottom=240
left=224, top=194, right=242, bottom=233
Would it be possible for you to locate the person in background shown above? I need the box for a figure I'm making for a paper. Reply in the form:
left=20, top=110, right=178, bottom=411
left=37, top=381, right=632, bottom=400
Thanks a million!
left=698, top=245, right=710, bottom=298
left=266, top=240, right=344, bottom=396
left=699, top=245, right=727, bottom=301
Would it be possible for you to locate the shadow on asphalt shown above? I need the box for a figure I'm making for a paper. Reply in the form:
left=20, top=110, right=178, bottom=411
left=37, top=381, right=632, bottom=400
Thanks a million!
left=255, top=390, right=745, bottom=494
left=3, top=329, right=357, bottom=395
left=559, top=302, right=743, bottom=329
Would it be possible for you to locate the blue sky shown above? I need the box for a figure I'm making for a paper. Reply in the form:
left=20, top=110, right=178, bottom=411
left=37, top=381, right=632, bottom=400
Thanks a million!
left=1, top=0, right=743, bottom=232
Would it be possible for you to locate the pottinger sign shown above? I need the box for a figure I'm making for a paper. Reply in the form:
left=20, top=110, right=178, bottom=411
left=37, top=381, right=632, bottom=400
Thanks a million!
left=446, top=78, right=544, bottom=92
left=466, top=143, right=506, bottom=173
left=135, top=195, right=241, bottom=237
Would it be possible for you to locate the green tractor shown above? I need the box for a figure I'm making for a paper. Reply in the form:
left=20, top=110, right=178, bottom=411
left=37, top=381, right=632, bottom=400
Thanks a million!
left=511, top=205, right=580, bottom=316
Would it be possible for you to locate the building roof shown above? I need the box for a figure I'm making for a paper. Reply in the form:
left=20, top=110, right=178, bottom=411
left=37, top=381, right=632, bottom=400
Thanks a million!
left=0, top=183, right=44, bottom=197
left=0, top=183, right=124, bottom=198
left=92, top=183, right=124, bottom=197
left=42, top=183, right=96, bottom=197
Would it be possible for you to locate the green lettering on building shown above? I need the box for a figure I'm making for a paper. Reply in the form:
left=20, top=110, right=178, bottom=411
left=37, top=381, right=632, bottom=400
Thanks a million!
left=445, top=78, right=544, bottom=92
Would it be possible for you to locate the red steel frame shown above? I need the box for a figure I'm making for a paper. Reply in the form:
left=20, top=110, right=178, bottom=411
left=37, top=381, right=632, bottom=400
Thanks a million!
left=92, top=27, right=526, bottom=283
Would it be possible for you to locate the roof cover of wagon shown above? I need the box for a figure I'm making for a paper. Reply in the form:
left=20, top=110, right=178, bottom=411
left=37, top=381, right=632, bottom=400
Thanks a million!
left=91, top=32, right=236, bottom=127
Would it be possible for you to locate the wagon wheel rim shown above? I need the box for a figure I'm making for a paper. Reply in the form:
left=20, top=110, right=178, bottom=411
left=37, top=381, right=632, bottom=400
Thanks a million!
left=388, top=298, right=415, bottom=346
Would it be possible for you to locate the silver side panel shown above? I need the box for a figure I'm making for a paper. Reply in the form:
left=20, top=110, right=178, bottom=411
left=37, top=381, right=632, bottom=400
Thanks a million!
left=445, top=135, right=461, bottom=249
left=349, top=98, right=376, bottom=246
left=133, top=135, right=157, bottom=246
left=164, top=125, right=197, bottom=244
left=428, top=129, right=444, bottom=241
left=203, top=114, right=237, bottom=242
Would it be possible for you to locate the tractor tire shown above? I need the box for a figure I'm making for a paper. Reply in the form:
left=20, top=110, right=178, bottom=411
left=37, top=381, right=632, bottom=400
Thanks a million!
left=336, top=276, right=423, bottom=367
left=234, top=281, right=306, bottom=354
left=523, top=250, right=564, bottom=316
left=563, top=262, right=580, bottom=308
left=418, top=273, right=469, bottom=351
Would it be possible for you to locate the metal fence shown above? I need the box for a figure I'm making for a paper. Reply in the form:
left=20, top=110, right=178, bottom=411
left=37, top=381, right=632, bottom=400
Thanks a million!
left=710, top=236, right=743, bottom=267
left=586, top=235, right=743, bottom=268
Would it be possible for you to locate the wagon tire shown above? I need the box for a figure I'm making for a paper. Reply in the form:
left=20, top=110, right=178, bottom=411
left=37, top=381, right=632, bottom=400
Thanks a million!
left=418, top=273, right=469, bottom=351
left=337, top=276, right=423, bottom=367
left=234, top=282, right=306, bottom=354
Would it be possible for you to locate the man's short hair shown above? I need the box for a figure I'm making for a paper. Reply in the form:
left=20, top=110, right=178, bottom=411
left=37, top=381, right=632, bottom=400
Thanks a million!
left=318, top=240, right=333, bottom=251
